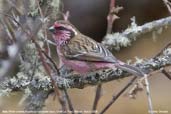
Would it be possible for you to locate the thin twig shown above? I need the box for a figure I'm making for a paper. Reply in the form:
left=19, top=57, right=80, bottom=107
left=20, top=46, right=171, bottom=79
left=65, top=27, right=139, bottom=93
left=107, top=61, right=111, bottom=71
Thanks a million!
left=128, top=74, right=154, bottom=114
left=161, top=68, right=171, bottom=80
left=91, top=0, right=117, bottom=112
left=106, top=0, right=116, bottom=34
left=64, top=89, right=75, bottom=114
left=63, top=11, right=70, bottom=21
left=2, top=11, right=67, bottom=112
left=99, top=76, right=137, bottom=114
left=42, top=50, right=75, bottom=113
left=91, top=84, right=102, bottom=114
left=41, top=50, right=59, bottom=75
left=153, top=41, right=171, bottom=58
left=144, top=74, right=154, bottom=114
left=35, top=39, right=67, bottom=112
left=163, top=0, right=171, bottom=15
left=36, top=0, right=51, bottom=57
left=45, top=39, right=57, bottom=46
left=106, top=0, right=123, bottom=34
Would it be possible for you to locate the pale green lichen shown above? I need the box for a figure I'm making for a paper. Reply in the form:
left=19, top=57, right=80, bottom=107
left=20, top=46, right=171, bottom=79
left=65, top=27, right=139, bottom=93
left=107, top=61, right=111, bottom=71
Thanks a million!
left=29, top=0, right=60, bottom=18
left=0, top=88, right=12, bottom=96
left=124, top=17, right=142, bottom=36
left=134, top=56, right=144, bottom=64
left=49, top=0, right=61, bottom=19
left=103, top=33, right=131, bottom=50
left=0, top=0, right=62, bottom=110
left=103, top=17, right=140, bottom=50
left=163, top=48, right=171, bottom=56
left=103, top=17, right=167, bottom=50
left=29, top=0, right=39, bottom=16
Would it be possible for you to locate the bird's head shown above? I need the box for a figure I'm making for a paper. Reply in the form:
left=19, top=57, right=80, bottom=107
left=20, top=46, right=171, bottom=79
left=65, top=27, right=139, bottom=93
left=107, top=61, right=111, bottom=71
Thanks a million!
left=49, top=20, right=78, bottom=46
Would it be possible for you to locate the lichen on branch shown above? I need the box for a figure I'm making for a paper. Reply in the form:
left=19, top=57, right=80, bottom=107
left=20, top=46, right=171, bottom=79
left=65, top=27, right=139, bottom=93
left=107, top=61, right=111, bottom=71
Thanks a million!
left=1, top=48, right=171, bottom=90
left=102, top=16, right=171, bottom=50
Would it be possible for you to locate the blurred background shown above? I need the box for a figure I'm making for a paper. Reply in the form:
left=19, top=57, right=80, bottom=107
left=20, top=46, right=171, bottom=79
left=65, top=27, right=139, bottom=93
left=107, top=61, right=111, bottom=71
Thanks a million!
left=0, top=0, right=171, bottom=114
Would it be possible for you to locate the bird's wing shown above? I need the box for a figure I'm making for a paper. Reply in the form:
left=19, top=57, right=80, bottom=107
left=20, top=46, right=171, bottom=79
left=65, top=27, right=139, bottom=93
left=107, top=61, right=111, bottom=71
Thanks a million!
left=62, top=35, right=117, bottom=63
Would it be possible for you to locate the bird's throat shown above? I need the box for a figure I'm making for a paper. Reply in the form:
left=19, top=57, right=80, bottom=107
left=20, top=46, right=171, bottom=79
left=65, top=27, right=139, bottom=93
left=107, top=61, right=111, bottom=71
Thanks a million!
left=53, top=30, right=71, bottom=46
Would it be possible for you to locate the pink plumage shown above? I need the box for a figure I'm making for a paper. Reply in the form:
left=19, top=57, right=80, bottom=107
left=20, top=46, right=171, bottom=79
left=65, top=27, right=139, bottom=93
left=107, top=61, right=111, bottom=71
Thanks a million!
left=49, top=20, right=144, bottom=76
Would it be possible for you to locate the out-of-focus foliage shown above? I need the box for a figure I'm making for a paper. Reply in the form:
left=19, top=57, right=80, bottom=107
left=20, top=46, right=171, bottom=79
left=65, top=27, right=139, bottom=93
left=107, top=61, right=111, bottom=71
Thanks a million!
left=0, top=0, right=60, bottom=107
left=29, top=0, right=61, bottom=19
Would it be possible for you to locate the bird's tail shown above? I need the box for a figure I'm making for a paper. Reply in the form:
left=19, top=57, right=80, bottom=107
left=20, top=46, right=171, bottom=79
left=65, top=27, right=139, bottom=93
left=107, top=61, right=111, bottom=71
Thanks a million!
left=116, top=63, right=144, bottom=77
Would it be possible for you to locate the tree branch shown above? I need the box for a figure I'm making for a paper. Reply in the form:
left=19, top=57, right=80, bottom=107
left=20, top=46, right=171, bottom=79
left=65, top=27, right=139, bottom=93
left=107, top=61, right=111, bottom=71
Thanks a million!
left=102, top=16, right=171, bottom=50
left=99, top=76, right=137, bottom=114
left=2, top=50, right=170, bottom=90
left=91, top=84, right=102, bottom=114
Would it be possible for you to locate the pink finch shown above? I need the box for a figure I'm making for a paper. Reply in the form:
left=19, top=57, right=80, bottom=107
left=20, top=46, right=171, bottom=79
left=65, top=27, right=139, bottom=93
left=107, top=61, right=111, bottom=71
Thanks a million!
left=49, top=20, right=144, bottom=76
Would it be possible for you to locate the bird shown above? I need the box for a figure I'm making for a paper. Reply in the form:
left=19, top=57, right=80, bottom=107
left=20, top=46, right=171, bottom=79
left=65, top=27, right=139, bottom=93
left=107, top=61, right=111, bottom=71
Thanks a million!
left=48, top=20, right=144, bottom=76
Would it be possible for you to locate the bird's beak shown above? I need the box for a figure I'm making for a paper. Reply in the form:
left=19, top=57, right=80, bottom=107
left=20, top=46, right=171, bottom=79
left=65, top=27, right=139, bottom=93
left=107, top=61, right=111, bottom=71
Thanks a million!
left=48, top=26, right=55, bottom=33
